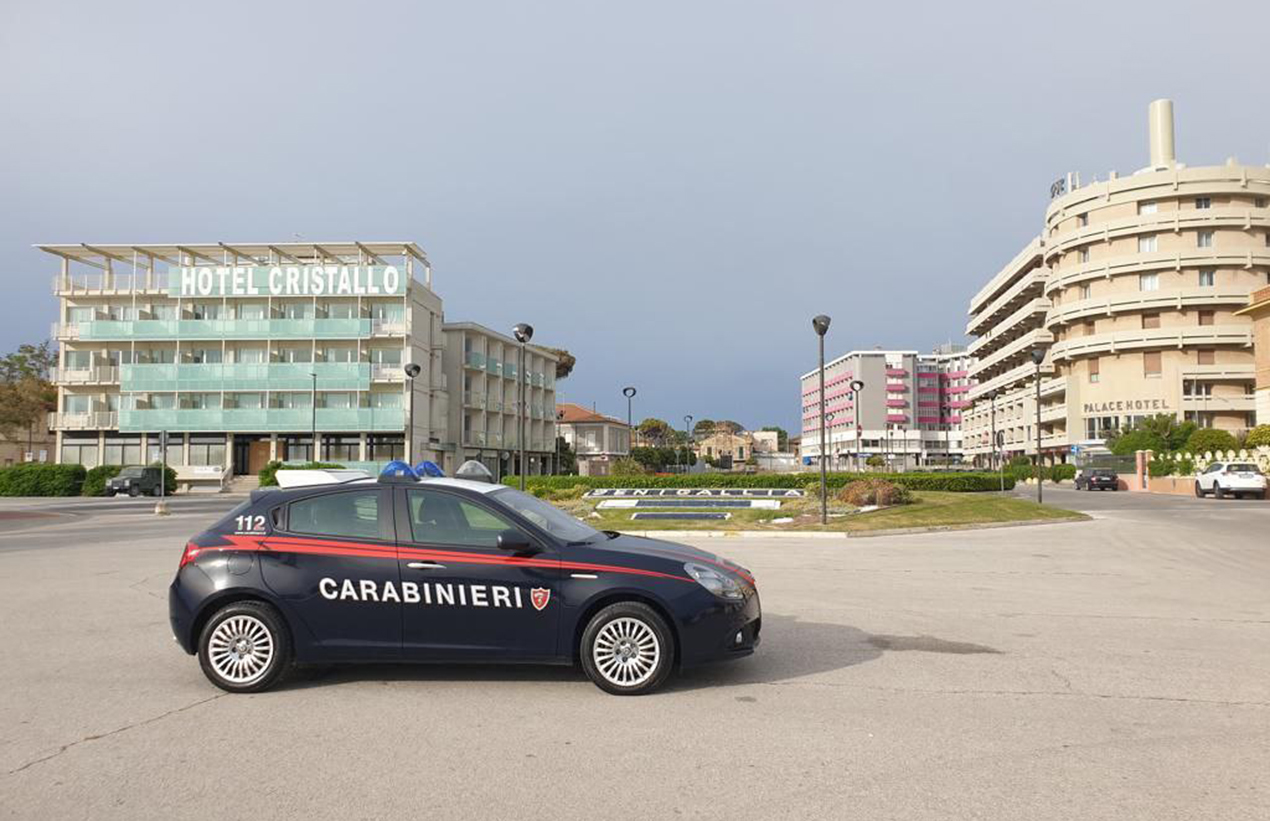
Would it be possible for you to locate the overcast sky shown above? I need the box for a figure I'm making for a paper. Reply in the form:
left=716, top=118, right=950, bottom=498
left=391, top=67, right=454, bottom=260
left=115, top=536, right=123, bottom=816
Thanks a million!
left=3, top=0, right=1269, bottom=432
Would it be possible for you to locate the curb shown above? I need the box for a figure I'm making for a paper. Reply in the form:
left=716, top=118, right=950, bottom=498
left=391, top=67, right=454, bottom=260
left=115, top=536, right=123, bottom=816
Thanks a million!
left=625, top=515, right=1089, bottom=540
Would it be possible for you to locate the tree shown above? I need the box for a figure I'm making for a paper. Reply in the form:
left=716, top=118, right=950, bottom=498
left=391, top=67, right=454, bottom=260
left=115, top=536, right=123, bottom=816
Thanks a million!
left=0, top=341, right=57, bottom=447
left=555, top=436, right=578, bottom=475
left=1245, top=425, right=1270, bottom=449
left=760, top=425, right=789, bottom=450
left=713, top=420, right=744, bottom=435
left=692, top=418, right=715, bottom=437
left=630, top=446, right=678, bottom=473
left=542, top=347, right=575, bottom=380
left=611, top=457, right=648, bottom=477
left=636, top=418, right=674, bottom=447
left=1185, top=427, right=1238, bottom=455
left=1106, top=414, right=1196, bottom=455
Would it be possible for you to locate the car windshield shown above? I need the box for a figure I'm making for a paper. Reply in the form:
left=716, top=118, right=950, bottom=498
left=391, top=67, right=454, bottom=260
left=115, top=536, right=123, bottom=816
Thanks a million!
left=119, top=467, right=145, bottom=478
left=490, top=488, right=602, bottom=543
left=1226, top=464, right=1258, bottom=473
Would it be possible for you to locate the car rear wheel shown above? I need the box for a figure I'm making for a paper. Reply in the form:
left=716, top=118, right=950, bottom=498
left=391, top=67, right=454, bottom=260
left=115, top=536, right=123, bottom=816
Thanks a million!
left=1214, top=484, right=1226, bottom=499
left=105, top=489, right=116, bottom=497
left=198, top=601, right=292, bottom=693
left=581, top=602, right=674, bottom=696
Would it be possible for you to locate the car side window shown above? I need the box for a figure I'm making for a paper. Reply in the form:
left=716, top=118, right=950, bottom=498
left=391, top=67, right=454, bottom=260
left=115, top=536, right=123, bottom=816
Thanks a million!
left=407, top=489, right=515, bottom=548
left=288, top=491, right=381, bottom=540
left=1206, top=464, right=1223, bottom=474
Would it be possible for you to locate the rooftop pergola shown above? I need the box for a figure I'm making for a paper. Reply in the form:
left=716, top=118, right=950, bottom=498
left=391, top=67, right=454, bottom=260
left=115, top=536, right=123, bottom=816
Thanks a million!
left=38, top=241, right=433, bottom=288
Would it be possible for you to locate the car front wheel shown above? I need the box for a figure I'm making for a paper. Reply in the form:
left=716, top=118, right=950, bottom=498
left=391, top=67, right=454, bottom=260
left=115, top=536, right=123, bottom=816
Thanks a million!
left=1194, top=481, right=1205, bottom=498
left=197, top=601, right=292, bottom=693
left=581, top=602, right=674, bottom=696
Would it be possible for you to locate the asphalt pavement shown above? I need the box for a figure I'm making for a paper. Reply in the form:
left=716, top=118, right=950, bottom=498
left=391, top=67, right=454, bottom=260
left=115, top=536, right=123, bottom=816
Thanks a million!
left=0, top=489, right=1267, bottom=820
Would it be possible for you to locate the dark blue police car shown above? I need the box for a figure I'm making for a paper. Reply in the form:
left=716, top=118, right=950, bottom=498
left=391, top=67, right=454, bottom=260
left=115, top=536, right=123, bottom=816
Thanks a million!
left=169, top=468, right=761, bottom=695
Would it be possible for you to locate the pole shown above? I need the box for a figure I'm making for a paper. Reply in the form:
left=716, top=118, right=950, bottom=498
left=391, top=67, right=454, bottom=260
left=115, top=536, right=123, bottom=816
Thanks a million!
left=1035, top=362, right=1043, bottom=504
left=818, top=334, right=827, bottom=525
left=518, top=341, right=526, bottom=491
left=991, top=393, right=1002, bottom=491
left=310, top=373, right=317, bottom=462
left=407, top=375, right=415, bottom=466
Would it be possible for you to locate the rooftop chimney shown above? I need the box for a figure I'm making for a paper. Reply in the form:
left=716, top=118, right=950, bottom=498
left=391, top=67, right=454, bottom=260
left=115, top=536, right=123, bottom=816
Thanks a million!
left=1148, top=99, right=1176, bottom=169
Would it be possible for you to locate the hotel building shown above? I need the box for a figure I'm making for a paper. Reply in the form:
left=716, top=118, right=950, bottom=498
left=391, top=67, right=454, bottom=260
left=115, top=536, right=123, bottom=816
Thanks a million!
left=45, top=242, right=558, bottom=478
left=964, top=101, right=1270, bottom=464
left=800, top=344, right=972, bottom=468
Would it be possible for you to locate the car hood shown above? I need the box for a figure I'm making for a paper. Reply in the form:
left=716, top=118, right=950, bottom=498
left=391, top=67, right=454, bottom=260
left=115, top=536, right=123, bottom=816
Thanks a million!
left=581, top=533, right=753, bottom=579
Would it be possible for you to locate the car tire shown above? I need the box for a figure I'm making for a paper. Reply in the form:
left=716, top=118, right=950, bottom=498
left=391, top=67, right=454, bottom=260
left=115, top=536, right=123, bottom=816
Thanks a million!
left=1194, top=481, right=1205, bottom=498
left=197, top=601, right=292, bottom=694
left=128, top=486, right=140, bottom=497
left=580, top=601, right=675, bottom=696
left=151, top=485, right=163, bottom=497
left=105, top=489, right=116, bottom=497
left=1214, top=485, right=1226, bottom=499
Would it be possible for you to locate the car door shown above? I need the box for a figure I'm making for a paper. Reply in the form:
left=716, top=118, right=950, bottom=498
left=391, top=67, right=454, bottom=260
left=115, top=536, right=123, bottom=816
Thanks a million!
left=394, top=486, right=561, bottom=661
left=260, top=487, right=402, bottom=660
left=1202, top=463, right=1223, bottom=491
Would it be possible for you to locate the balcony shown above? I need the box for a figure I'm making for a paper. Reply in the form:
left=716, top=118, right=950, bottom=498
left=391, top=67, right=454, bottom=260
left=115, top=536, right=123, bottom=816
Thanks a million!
left=487, top=358, right=503, bottom=377
left=885, top=413, right=908, bottom=423
left=370, top=319, right=408, bottom=336
left=464, top=432, right=487, bottom=447
left=1049, top=324, right=1253, bottom=362
left=119, top=362, right=374, bottom=392
left=69, top=318, right=374, bottom=341
left=1045, top=207, right=1270, bottom=261
left=370, top=364, right=405, bottom=382
left=884, top=368, right=907, bottom=377
left=967, top=297, right=1051, bottom=358
left=463, top=391, right=486, bottom=409
left=885, top=399, right=908, bottom=408
left=464, top=351, right=486, bottom=370
left=1045, top=248, right=1270, bottom=295
left=1045, top=289, right=1252, bottom=329
left=969, top=328, right=1054, bottom=380
left=52, top=366, right=120, bottom=384
left=49, top=411, right=119, bottom=430
left=968, top=360, right=1055, bottom=402
left=1180, top=395, right=1256, bottom=412
left=117, top=407, right=405, bottom=433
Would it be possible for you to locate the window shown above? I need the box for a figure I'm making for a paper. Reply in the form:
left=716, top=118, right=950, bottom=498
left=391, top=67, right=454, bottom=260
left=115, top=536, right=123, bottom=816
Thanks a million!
left=147, top=433, right=182, bottom=465
left=1139, top=273, right=1159, bottom=292
left=1079, top=283, right=1091, bottom=300
left=1088, top=358, right=1100, bottom=383
left=324, top=435, right=360, bottom=461
left=279, top=302, right=313, bottom=320
left=406, top=489, right=515, bottom=547
left=1257, top=197, right=1267, bottom=208
left=1139, top=201, right=1157, bottom=215
left=1195, top=197, right=1211, bottom=209
left=1198, top=310, right=1215, bottom=326
left=1078, top=248, right=1089, bottom=263
left=1197, top=231, right=1213, bottom=248
left=289, top=491, right=381, bottom=540
left=1138, top=235, right=1158, bottom=253
left=271, top=392, right=312, bottom=409
left=1197, top=349, right=1215, bottom=366
left=188, top=434, right=226, bottom=467
left=367, top=434, right=404, bottom=461
left=1198, top=269, right=1215, bottom=287
left=236, top=303, right=266, bottom=320
left=1141, top=314, right=1160, bottom=329
left=102, top=435, right=143, bottom=466
left=1143, top=351, right=1162, bottom=377
left=226, top=392, right=263, bottom=409
left=1083, top=320, right=1096, bottom=336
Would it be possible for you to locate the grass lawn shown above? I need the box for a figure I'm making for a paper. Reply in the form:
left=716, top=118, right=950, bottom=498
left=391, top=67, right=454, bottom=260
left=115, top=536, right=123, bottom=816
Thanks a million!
left=573, top=491, right=1085, bottom=534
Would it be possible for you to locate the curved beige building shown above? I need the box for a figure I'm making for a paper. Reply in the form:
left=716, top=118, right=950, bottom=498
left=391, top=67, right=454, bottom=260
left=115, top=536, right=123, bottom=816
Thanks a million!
left=965, top=101, right=1270, bottom=464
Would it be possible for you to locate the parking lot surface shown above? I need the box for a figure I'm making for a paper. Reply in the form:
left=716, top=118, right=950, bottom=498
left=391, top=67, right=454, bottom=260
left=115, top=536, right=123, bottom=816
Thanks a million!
left=1, top=491, right=1267, bottom=820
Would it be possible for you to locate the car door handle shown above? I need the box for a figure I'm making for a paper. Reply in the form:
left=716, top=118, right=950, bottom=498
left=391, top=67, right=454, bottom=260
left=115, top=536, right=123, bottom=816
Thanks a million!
left=406, top=562, right=446, bottom=570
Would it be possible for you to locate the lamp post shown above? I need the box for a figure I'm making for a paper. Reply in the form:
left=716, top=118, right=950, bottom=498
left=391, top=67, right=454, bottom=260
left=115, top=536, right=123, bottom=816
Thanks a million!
left=310, top=372, right=318, bottom=462
left=990, top=391, right=1003, bottom=491
left=850, top=379, right=865, bottom=473
left=554, top=409, right=565, bottom=475
left=623, top=386, right=637, bottom=458
left=683, top=414, right=694, bottom=473
left=404, top=362, right=421, bottom=466
left=1031, top=348, right=1045, bottom=504
left=512, top=323, right=534, bottom=490
left=996, top=430, right=1005, bottom=492
left=812, top=315, right=831, bottom=524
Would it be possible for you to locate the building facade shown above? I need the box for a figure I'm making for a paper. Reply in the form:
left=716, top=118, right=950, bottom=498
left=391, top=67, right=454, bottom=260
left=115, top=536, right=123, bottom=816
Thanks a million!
left=442, top=322, right=558, bottom=477
left=46, top=241, right=558, bottom=478
left=800, top=345, right=971, bottom=468
left=557, top=403, right=630, bottom=476
left=964, top=101, right=1270, bottom=464
left=1235, top=285, right=1270, bottom=424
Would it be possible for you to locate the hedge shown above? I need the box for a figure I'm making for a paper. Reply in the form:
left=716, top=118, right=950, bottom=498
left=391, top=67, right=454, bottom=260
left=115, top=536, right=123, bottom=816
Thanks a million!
left=503, top=471, right=1015, bottom=493
left=0, top=463, right=87, bottom=496
left=1005, top=463, right=1076, bottom=483
left=259, top=460, right=347, bottom=487
left=82, top=465, right=123, bottom=496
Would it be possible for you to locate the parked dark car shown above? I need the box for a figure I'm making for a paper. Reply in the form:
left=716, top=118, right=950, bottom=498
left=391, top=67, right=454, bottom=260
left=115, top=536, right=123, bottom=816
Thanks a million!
left=106, top=466, right=165, bottom=497
left=1075, top=468, right=1119, bottom=491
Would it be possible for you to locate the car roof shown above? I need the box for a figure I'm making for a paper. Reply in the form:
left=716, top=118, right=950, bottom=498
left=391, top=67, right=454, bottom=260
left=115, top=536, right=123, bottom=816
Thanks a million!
left=260, top=475, right=508, bottom=501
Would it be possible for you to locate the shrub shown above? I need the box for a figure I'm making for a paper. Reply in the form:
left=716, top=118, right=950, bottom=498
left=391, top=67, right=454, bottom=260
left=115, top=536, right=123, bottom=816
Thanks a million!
left=1185, top=428, right=1238, bottom=455
left=0, top=463, right=87, bottom=496
left=258, top=460, right=347, bottom=487
left=1245, top=425, right=1270, bottom=449
left=1148, top=455, right=1195, bottom=478
left=82, top=465, right=124, bottom=496
left=1050, top=464, right=1077, bottom=482
left=611, top=457, right=649, bottom=477
left=839, top=479, right=911, bottom=507
left=865, top=455, right=885, bottom=468
left=151, top=462, right=178, bottom=495
left=503, top=471, right=1014, bottom=493
left=1008, top=455, right=1031, bottom=468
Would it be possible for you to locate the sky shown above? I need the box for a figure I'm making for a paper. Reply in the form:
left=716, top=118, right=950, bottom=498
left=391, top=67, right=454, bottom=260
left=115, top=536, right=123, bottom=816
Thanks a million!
left=3, top=0, right=1269, bottom=433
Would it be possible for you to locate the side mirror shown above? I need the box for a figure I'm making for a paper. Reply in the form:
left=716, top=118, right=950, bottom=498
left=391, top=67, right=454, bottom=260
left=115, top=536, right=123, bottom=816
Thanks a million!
left=496, top=529, right=538, bottom=554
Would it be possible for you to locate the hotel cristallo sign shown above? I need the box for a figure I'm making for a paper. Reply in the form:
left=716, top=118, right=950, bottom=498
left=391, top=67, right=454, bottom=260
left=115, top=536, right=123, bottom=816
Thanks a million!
left=170, top=265, right=405, bottom=298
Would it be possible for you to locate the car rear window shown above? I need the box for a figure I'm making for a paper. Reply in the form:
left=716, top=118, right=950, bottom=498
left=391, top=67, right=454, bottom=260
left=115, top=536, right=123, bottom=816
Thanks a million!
left=1226, top=464, right=1257, bottom=473
left=1092, top=470, right=1115, bottom=477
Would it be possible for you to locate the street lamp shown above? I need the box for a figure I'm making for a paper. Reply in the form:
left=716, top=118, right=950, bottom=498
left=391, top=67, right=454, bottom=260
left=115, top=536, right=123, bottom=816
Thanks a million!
left=683, top=414, right=694, bottom=473
left=512, top=323, right=533, bottom=491
left=850, top=379, right=865, bottom=473
left=812, top=315, right=831, bottom=525
left=555, top=409, right=565, bottom=475
left=404, top=362, right=421, bottom=465
left=623, top=386, right=637, bottom=455
left=1031, top=348, right=1045, bottom=504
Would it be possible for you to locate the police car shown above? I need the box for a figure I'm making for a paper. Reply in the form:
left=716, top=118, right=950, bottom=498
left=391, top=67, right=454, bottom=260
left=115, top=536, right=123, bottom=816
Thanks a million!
left=168, top=462, right=761, bottom=695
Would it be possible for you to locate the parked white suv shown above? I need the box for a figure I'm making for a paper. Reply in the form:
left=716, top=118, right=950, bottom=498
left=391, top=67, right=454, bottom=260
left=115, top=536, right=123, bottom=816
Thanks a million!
left=1194, top=462, right=1267, bottom=500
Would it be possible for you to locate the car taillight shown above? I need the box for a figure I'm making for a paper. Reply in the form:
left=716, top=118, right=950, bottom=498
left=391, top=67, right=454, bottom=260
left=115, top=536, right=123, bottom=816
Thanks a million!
left=179, top=542, right=202, bottom=569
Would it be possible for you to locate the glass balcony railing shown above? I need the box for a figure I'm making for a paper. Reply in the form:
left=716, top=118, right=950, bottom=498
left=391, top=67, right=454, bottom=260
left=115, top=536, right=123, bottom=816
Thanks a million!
left=80, top=318, right=373, bottom=341
left=486, top=358, right=502, bottom=377
left=120, top=362, right=373, bottom=392
left=118, top=406, right=405, bottom=433
left=464, top=351, right=486, bottom=369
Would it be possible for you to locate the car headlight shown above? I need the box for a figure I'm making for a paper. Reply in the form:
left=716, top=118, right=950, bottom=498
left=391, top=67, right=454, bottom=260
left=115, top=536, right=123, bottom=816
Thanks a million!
left=684, top=562, right=745, bottom=600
